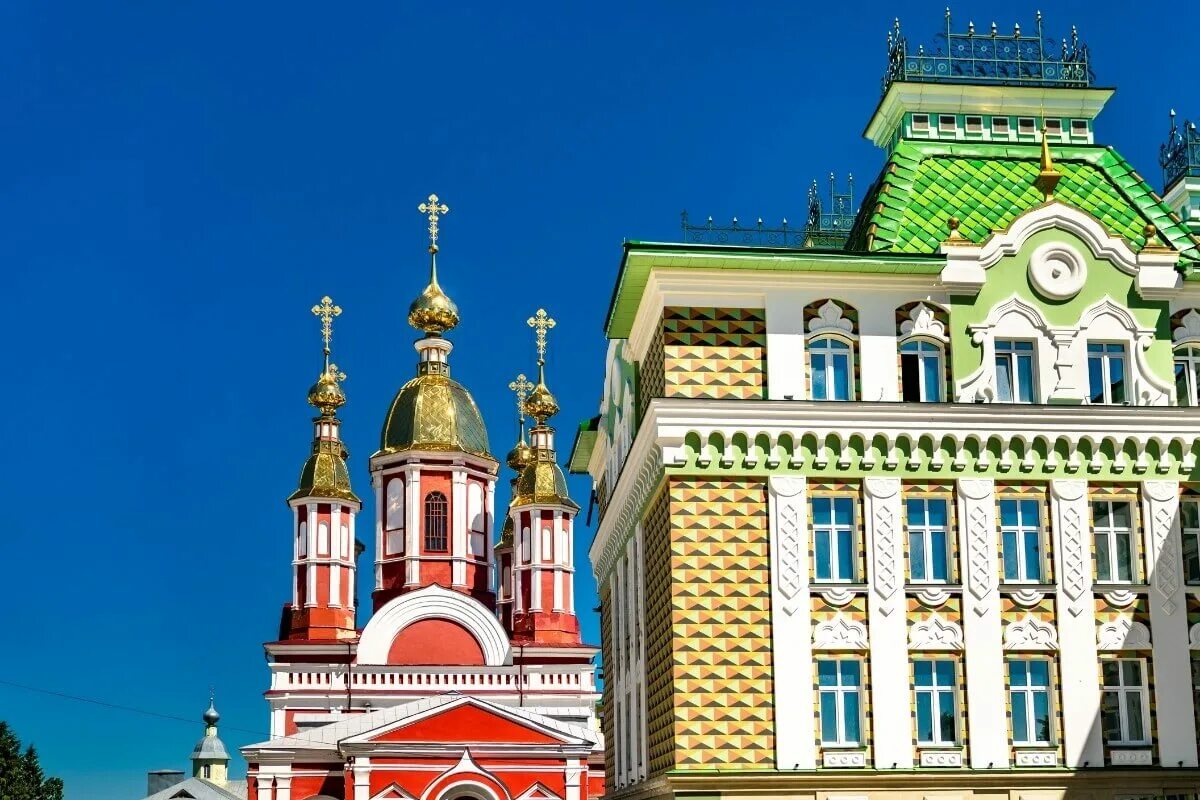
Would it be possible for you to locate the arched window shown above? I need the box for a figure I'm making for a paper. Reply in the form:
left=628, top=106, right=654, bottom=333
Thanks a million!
left=424, top=491, right=449, bottom=552
left=809, top=337, right=853, bottom=400
left=900, top=339, right=944, bottom=402
left=1175, top=344, right=1200, bottom=406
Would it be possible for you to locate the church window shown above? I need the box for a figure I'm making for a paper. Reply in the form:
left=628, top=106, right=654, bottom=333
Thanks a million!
left=521, top=526, right=531, bottom=562
left=1087, top=342, right=1127, bottom=404
left=542, top=525, right=552, bottom=562
left=995, top=340, right=1036, bottom=403
left=559, top=525, right=570, bottom=565
left=809, top=337, right=853, bottom=400
left=385, top=478, right=405, bottom=529
left=900, top=339, right=944, bottom=402
left=1174, top=344, right=1200, bottom=406
left=297, top=520, right=307, bottom=558
left=317, top=522, right=330, bottom=555
left=424, top=491, right=449, bottom=552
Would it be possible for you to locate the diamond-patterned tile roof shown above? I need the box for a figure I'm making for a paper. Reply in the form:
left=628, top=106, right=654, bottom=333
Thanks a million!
left=848, top=141, right=1200, bottom=265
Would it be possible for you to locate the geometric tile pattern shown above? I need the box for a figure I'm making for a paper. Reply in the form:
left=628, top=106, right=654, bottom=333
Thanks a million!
left=599, top=581, right=615, bottom=781
left=662, top=308, right=766, bottom=400
left=638, top=323, right=665, bottom=424
left=642, top=488, right=675, bottom=777
left=668, top=478, right=775, bottom=767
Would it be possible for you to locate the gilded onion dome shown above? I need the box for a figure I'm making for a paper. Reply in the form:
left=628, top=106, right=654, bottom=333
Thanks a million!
left=407, top=254, right=460, bottom=336
left=307, top=364, right=346, bottom=415
left=512, top=308, right=575, bottom=509
left=513, top=451, right=578, bottom=510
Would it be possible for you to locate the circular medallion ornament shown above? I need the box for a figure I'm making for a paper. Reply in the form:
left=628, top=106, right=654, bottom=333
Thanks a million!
left=1029, top=242, right=1087, bottom=300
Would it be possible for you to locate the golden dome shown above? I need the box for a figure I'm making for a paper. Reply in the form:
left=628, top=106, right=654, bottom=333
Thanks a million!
left=407, top=254, right=460, bottom=336
left=506, top=439, right=533, bottom=471
left=513, top=455, right=578, bottom=510
left=307, top=366, right=346, bottom=416
left=289, top=438, right=359, bottom=503
left=379, top=373, right=493, bottom=458
left=525, top=381, right=559, bottom=423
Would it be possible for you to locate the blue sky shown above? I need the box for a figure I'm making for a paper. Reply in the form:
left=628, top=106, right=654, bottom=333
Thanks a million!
left=2, top=2, right=1189, bottom=798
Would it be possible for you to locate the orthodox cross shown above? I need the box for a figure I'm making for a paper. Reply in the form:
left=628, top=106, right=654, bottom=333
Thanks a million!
left=418, top=194, right=449, bottom=252
left=311, top=295, right=342, bottom=375
left=527, top=308, right=556, bottom=365
left=509, top=373, right=534, bottom=422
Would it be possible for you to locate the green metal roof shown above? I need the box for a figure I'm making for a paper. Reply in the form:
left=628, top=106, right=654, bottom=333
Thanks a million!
left=848, top=141, right=1200, bottom=263
left=567, top=416, right=599, bottom=474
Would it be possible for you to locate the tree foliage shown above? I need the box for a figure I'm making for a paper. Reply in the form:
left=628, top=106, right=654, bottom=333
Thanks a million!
left=0, top=723, right=63, bottom=800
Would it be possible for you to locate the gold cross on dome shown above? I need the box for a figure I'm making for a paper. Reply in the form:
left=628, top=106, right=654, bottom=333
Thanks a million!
left=418, top=193, right=450, bottom=252
left=509, top=373, right=534, bottom=419
left=527, top=308, right=556, bottom=364
left=311, top=295, right=342, bottom=355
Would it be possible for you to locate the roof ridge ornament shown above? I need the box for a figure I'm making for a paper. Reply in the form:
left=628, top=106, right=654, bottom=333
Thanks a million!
left=408, top=192, right=461, bottom=336
left=308, top=295, right=347, bottom=416
left=1160, top=108, right=1200, bottom=191
left=1035, top=124, right=1063, bottom=201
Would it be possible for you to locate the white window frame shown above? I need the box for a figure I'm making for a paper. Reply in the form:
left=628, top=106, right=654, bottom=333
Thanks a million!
left=1070, top=119, right=1089, bottom=137
left=914, top=658, right=958, bottom=745
left=900, top=338, right=945, bottom=402
left=1101, top=658, right=1151, bottom=746
left=906, top=496, right=950, bottom=583
left=1092, top=500, right=1136, bottom=584
left=1009, top=658, right=1054, bottom=745
left=965, top=115, right=983, bottom=133
left=1045, top=118, right=1063, bottom=137
left=1018, top=117, right=1036, bottom=135
left=818, top=658, right=863, bottom=746
left=812, top=496, right=856, bottom=583
left=808, top=335, right=854, bottom=401
left=992, top=116, right=1011, bottom=134
left=995, top=339, right=1037, bottom=403
left=1087, top=342, right=1128, bottom=405
left=1000, top=497, right=1043, bottom=583
left=912, top=113, right=930, bottom=132
left=938, top=114, right=957, bottom=133
left=1182, top=499, right=1200, bottom=585
left=1174, top=344, right=1200, bottom=407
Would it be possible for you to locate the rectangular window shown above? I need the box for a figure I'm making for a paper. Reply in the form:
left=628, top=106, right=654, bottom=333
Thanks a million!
left=912, top=113, right=930, bottom=132
left=992, top=116, right=1011, bottom=134
left=1174, top=345, right=1200, bottom=406
left=1101, top=659, right=1149, bottom=745
left=939, top=114, right=956, bottom=133
left=818, top=659, right=862, bottom=745
left=1071, top=119, right=1089, bottom=136
left=1182, top=501, right=1200, bottom=585
left=995, top=340, right=1036, bottom=403
left=907, top=497, right=949, bottom=582
left=810, top=337, right=853, bottom=401
left=813, top=496, right=856, bottom=582
left=1088, top=342, right=1127, bottom=404
left=914, top=659, right=957, bottom=744
left=1001, top=498, right=1043, bottom=582
left=901, top=340, right=944, bottom=402
left=1009, top=659, right=1053, bottom=744
left=965, top=115, right=983, bottom=133
left=1045, top=118, right=1063, bottom=135
left=1093, top=500, right=1135, bottom=583
left=1018, top=117, right=1036, bottom=135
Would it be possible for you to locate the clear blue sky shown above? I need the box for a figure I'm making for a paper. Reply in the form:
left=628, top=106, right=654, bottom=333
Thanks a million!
left=2, top=2, right=1188, bottom=798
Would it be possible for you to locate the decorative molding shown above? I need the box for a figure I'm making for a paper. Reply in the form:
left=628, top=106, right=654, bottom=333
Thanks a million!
left=1076, top=297, right=1172, bottom=405
left=1003, top=614, right=1059, bottom=651
left=1108, top=749, right=1153, bottom=766
left=820, top=588, right=856, bottom=608
left=908, top=613, right=965, bottom=650
left=1143, top=479, right=1178, bottom=502
left=1009, top=588, right=1045, bottom=608
left=918, top=749, right=963, bottom=768
left=807, top=299, right=855, bottom=335
left=913, top=587, right=952, bottom=608
left=1103, top=589, right=1138, bottom=609
left=1173, top=309, right=1200, bottom=343
left=771, top=476, right=807, bottom=616
left=769, top=475, right=806, bottom=498
left=960, top=480, right=995, bottom=612
left=822, top=750, right=867, bottom=768
left=1029, top=242, right=1087, bottom=300
left=958, top=478, right=995, bottom=501
left=1049, top=479, right=1086, bottom=501
left=899, top=303, right=947, bottom=342
left=357, top=585, right=512, bottom=666
left=592, top=447, right=663, bottom=581
left=1096, top=617, right=1152, bottom=650
left=1189, top=622, right=1200, bottom=650
left=1013, top=749, right=1059, bottom=768
left=1144, top=481, right=1182, bottom=615
left=813, top=614, right=869, bottom=650
left=864, top=477, right=901, bottom=612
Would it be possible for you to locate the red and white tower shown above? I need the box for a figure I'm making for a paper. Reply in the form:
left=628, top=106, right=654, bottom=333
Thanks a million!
left=282, top=296, right=361, bottom=641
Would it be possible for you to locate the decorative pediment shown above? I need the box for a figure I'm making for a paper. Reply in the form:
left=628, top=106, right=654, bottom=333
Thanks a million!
left=1174, top=309, right=1200, bottom=344
left=1097, top=617, right=1152, bottom=650
left=1003, top=614, right=1059, bottom=651
left=908, top=613, right=964, bottom=650
left=807, top=300, right=854, bottom=335
left=899, top=302, right=947, bottom=341
left=372, top=784, right=420, bottom=800
left=513, top=783, right=563, bottom=800
left=812, top=614, right=868, bottom=650
left=345, top=697, right=587, bottom=747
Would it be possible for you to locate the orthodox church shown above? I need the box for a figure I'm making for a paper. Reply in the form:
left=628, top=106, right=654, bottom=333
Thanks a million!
left=238, top=197, right=603, bottom=800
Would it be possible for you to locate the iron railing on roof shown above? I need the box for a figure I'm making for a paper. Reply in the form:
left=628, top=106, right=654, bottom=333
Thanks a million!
left=680, top=174, right=855, bottom=249
left=1161, top=110, right=1200, bottom=191
left=883, top=10, right=1094, bottom=94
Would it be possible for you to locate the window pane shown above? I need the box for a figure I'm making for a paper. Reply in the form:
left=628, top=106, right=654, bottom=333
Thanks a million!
left=916, top=692, right=933, bottom=741
left=1182, top=502, right=1199, bottom=529
left=908, top=498, right=926, bottom=525
left=931, top=530, right=948, bottom=581
left=1111, top=355, right=1126, bottom=404
left=836, top=531, right=853, bottom=580
left=1033, top=691, right=1051, bottom=743
left=1023, top=531, right=1041, bottom=581
left=923, top=354, right=942, bottom=401
left=1125, top=692, right=1144, bottom=741
left=1112, top=502, right=1131, bottom=528
left=815, top=529, right=831, bottom=580
left=1016, top=354, right=1034, bottom=402
left=1003, top=530, right=1019, bottom=580
left=935, top=661, right=955, bottom=684
left=938, top=692, right=956, bottom=742
left=832, top=354, right=849, bottom=400
left=820, top=691, right=838, bottom=741
left=1012, top=691, right=1029, bottom=742
left=1101, top=692, right=1122, bottom=741
left=928, top=500, right=947, bottom=527
left=1093, top=501, right=1110, bottom=527
left=1001, top=499, right=1018, bottom=527
left=834, top=498, right=853, bottom=526
left=812, top=354, right=827, bottom=399
left=1029, top=660, right=1049, bottom=686
left=1184, top=531, right=1200, bottom=584
left=1102, top=661, right=1120, bottom=686
left=1010, top=660, right=1028, bottom=685
left=1116, top=532, right=1133, bottom=582
left=812, top=497, right=830, bottom=522
left=914, top=659, right=933, bottom=685
left=996, top=355, right=1014, bottom=402
left=843, top=692, right=861, bottom=743
left=1176, top=361, right=1189, bottom=404
left=842, top=660, right=861, bottom=685
left=1095, top=533, right=1112, bottom=582
left=901, top=353, right=921, bottom=402
left=1122, top=660, right=1142, bottom=685
left=910, top=530, right=927, bottom=580
left=1089, top=356, right=1105, bottom=402
left=817, top=660, right=837, bottom=685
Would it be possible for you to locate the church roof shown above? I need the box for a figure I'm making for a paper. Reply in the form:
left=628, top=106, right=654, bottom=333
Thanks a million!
left=847, top=140, right=1200, bottom=262
left=142, top=777, right=245, bottom=800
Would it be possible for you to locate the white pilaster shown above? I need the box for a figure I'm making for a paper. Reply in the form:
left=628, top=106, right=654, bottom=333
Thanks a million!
left=1142, top=480, right=1198, bottom=767
left=352, top=758, right=370, bottom=800
left=330, top=505, right=342, bottom=607
left=859, top=332, right=900, bottom=402
left=406, top=467, right=421, bottom=585
left=347, top=509, right=357, bottom=609
left=274, top=776, right=291, bottom=800
left=553, top=568, right=564, bottom=611
left=764, top=290, right=806, bottom=400
left=1049, top=479, right=1103, bottom=767
left=306, top=503, right=318, bottom=606
left=373, top=474, right=383, bottom=591
left=767, top=475, right=816, bottom=769
left=452, top=470, right=467, bottom=586
left=485, top=480, right=496, bottom=568
left=565, top=758, right=583, bottom=800
left=863, top=477, right=912, bottom=768
left=956, top=478, right=1008, bottom=768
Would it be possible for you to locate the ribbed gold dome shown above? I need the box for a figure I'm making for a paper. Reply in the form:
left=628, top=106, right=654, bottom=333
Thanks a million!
left=289, top=438, right=360, bottom=503
left=379, top=373, right=492, bottom=458
left=513, top=456, right=578, bottom=510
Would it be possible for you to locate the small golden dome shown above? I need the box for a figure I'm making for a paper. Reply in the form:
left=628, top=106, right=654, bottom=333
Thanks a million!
left=407, top=254, right=460, bottom=336
left=513, top=456, right=578, bottom=511
left=378, top=373, right=493, bottom=458
left=525, top=381, right=559, bottom=423
left=506, top=439, right=533, bottom=471
left=289, top=438, right=360, bottom=504
left=497, top=514, right=514, bottom=549
left=307, top=366, right=346, bottom=416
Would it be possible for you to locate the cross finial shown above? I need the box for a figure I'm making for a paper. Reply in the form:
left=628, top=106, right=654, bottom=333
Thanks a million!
left=527, top=309, right=556, bottom=366
left=418, top=193, right=450, bottom=253
left=311, top=295, right=342, bottom=369
left=509, top=373, right=534, bottom=420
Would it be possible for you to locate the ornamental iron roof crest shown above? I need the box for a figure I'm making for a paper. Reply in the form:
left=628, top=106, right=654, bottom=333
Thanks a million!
left=1160, top=109, right=1200, bottom=191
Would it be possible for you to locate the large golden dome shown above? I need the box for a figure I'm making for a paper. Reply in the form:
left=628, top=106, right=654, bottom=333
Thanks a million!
left=379, top=372, right=492, bottom=458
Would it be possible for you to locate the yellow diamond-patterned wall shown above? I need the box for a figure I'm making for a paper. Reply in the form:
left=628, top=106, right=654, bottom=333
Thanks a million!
left=662, top=307, right=766, bottom=400
left=668, top=477, right=775, bottom=767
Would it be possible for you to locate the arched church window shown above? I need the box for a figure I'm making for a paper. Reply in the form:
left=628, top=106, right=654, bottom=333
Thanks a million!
left=297, top=520, right=307, bottom=558
left=424, top=491, right=449, bottom=552
left=468, top=482, right=486, bottom=533
left=317, top=522, right=330, bottom=555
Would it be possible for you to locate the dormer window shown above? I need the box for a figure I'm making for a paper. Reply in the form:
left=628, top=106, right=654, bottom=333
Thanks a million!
left=1045, top=118, right=1063, bottom=137
left=1018, top=117, right=1036, bottom=135
left=912, top=114, right=930, bottom=133
left=965, top=116, right=983, bottom=134
left=992, top=117, right=1011, bottom=134
left=938, top=115, right=956, bottom=133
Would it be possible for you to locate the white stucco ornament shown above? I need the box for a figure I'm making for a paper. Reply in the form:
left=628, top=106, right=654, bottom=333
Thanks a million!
left=1028, top=242, right=1087, bottom=300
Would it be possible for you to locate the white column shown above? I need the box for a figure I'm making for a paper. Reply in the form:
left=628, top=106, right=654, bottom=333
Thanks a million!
left=255, top=776, right=272, bottom=800
left=330, top=505, right=342, bottom=607
left=452, top=470, right=468, bottom=586
left=352, top=758, right=370, bottom=800
left=565, top=758, right=583, bottom=800
left=767, top=475, right=816, bottom=769
left=956, top=478, right=1008, bottom=768
left=553, top=511, right=565, bottom=611
left=485, top=480, right=496, bottom=569
left=531, top=512, right=544, bottom=610
left=1049, top=479, right=1103, bottom=767
left=1142, top=480, right=1198, bottom=767
left=274, top=776, right=291, bottom=800
left=347, top=509, right=357, bottom=610
left=764, top=290, right=806, bottom=400
left=306, top=504, right=318, bottom=606
left=372, top=474, right=383, bottom=589
left=863, top=477, right=912, bottom=768
left=406, top=467, right=421, bottom=585
left=291, top=509, right=300, bottom=607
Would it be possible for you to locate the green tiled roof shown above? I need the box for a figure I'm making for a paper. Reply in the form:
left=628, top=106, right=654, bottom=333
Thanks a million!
left=848, top=141, right=1200, bottom=264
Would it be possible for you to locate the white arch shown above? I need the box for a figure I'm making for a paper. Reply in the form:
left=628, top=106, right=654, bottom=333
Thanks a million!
left=357, top=585, right=512, bottom=666
left=972, top=202, right=1143, bottom=272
